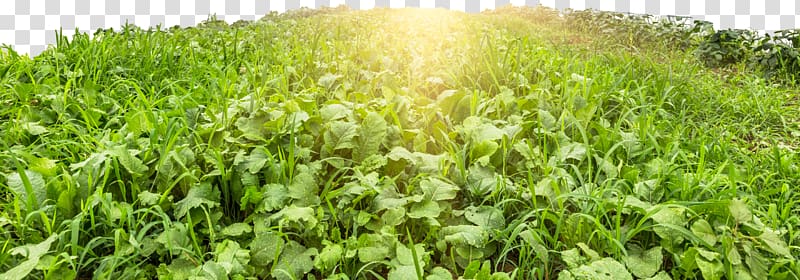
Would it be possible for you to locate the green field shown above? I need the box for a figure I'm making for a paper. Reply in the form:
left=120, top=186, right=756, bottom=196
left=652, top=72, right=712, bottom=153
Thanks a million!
left=1, top=6, right=799, bottom=279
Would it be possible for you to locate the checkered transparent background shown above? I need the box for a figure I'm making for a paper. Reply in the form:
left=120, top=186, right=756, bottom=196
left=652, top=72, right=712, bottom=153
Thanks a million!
left=2, top=0, right=798, bottom=57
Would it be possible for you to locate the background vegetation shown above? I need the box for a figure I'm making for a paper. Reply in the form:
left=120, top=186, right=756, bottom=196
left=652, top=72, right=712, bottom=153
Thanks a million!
left=0, top=5, right=798, bottom=279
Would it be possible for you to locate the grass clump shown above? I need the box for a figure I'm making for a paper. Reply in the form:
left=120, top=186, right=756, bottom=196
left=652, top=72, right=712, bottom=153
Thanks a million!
left=1, top=6, right=799, bottom=280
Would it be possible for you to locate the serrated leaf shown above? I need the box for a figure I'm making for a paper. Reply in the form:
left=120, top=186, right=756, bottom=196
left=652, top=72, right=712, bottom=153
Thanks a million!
left=695, top=255, right=724, bottom=280
left=260, top=183, right=288, bottom=212
left=272, top=241, right=316, bottom=280
left=624, top=245, right=662, bottom=278
left=357, top=233, right=390, bottom=263
left=270, top=205, right=318, bottom=230
left=174, top=182, right=220, bottom=219
left=538, top=109, right=557, bottom=131
left=319, top=103, right=349, bottom=121
left=464, top=206, right=505, bottom=230
left=354, top=112, right=387, bottom=162
left=5, top=170, right=46, bottom=209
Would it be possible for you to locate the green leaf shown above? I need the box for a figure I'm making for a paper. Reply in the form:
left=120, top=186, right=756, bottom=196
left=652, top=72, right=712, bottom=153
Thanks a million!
left=695, top=255, right=724, bottom=280
left=407, top=200, right=442, bottom=219
left=357, top=233, right=391, bottom=263
left=270, top=205, right=318, bottom=230
left=464, top=205, right=505, bottom=230
left=314, top=241, right=343, bottom=271
left=388, top=265, right=418, bottom=280
left=287, top=168, right=320, bottom=207
left=323, top=121, right=358, bottom=153
left=250, top=231, right=283, bottom=267
left=557, top=258, right=633, bottom=280
left=272, top=241, right=316, bottom=280
left=558, top=142, right=587, bottom=162
left=28, top=157, right=58, bottom=177
left=260, top=183, right=288, bottom=212
left=221, top=223, right=252, bottom=237
left=441, top=225, right=489, bottom=248
left=538, top=109, right=557, bottom=132
left=214, top=240, right=250, bottom=275
left=354, top=112, right=387, bottom=162
left=110, top=145, right=148, bottom=175
left=649, top=206, right=686, bottom=243
left=427, top=267, right=453, bottom=280
left=5, top=170, right=46, bottom=209
left=623, top=245, right=662, bottom=278
left=22, top=122, right=47, bottom=135
left=642, top=271, right=672, bottom=280
left=396, top=243, right=427, bottom=267
left=0, top=234, right=58, bottom=280
left=690, top=219, right=717, bottom=246
left=758, top=229, right=791, bottom=258
left=420, top=178, right=460, bottom=201
left=174, top=182, right=220, bottom=219
left=138, top=191, right=161, bottom=206
left=471, top=140, right=499, bottom=166
left=319, top=103, right=349, bottom=122
left=318, top=73, right=341, bottom=89
left=728, top=198, right=752, bottom=224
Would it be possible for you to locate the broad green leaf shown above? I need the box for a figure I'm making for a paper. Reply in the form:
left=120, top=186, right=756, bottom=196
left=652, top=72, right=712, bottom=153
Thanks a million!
left=690, top=219, right=717, bottom=246
left=323, top=121, right=358, bottom=153
left=319, top=103, right=349, bottom=122
left=22, top=122, right=48, bottom=135
left=221, top=223, right=252, bottom=237
left=395, top=243, right=427, bottom=267
left=695, top=256, right=723, bottom=280
left=138, top=191, right=161, bottom=206
left=427, top=267, right=453, bottom=280
left=557, top=258, right=633, bottom=280
left=250, top=231, right=283, bottom=267
left=357, top=233, right=391, bottom=263
left=198, top=260, right=228, bottom=280
left=538, top=109, right=557, bottom=132
left=441, top=225, right=489, bottom=248
left=110, top=145, right=148, bottom=175
left=464, top=205, right=505, bottom=230
left=28, top=157, right=57, bottom=177
left=388, top=265, right=418, bottom=280
left=314, top=241, right=343, bottom=271
left=5, top=170, right=46, bottom=209
left=287, top=171, right=319, bottom=206
left=260, top=183, right=288, bottom=212
left=270, top=205, right=318, bottom=230
left=732, top=265, right=754, bottom=280
left=0, top=234, right=58, bottom=280
left=623, top=245, right=662, bottom=278
left=420, top=178, right=459, bottom=201
left=318, top=73, right=341, bottom=89
left=214, top=240, right=250, bottom=275
left=471, top=140, right=499, bottom=166
left=272, top=241, right=316, bottom=280
left=466, top=164, right=498, bottom=196
left=354, top=112, right=387, bottom=162
left=649, top=206, right=686, bottom=243
left=407, top=200, right=441, bottom=219
left=643, top=271, right=672, bottom=280
left=242, top=147, right=270, bottom=173
left=758, top=229, right=791, bottom=258
left=174, top=182, right=220, bottom=219
left=728, top=199, right=752, bottom=224
left=461, top=116, right=505, bottom=143
left=558, top=142, right=588, bottom=162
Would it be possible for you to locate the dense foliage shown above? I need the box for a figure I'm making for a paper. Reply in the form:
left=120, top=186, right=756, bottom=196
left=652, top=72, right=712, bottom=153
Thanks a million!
left=1, top=6, right=799, bottom=279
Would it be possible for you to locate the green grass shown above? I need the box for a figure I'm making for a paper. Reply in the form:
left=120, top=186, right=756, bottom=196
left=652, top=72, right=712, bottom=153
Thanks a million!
left=0, top=6, right=799, bottom=280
